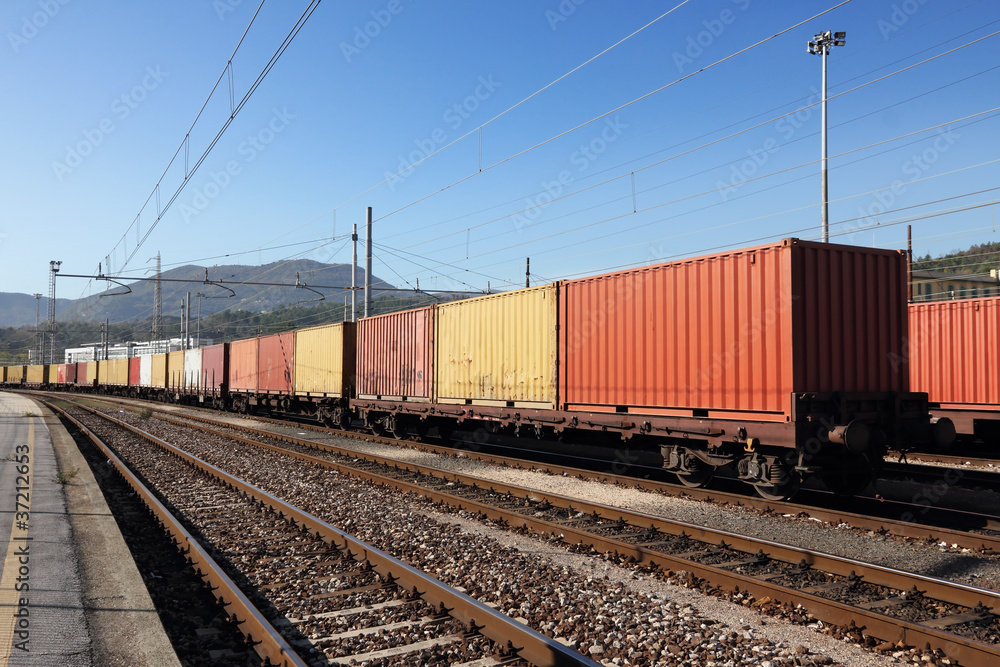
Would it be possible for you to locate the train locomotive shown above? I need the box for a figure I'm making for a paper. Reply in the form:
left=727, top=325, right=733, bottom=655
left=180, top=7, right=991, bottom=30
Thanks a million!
left=3, top=238, right=951, bottom=499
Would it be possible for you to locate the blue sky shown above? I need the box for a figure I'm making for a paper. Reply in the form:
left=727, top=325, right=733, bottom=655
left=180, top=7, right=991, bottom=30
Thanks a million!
left=1, top=0, right=998, bottom=307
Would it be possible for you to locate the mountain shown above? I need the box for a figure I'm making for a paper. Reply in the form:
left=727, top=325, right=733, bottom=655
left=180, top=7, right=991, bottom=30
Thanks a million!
left=913, top=241, right=1000, bottom=275
left=1, top=260, right=400, bottom=327
left=0, top=293, right=73, bottom=328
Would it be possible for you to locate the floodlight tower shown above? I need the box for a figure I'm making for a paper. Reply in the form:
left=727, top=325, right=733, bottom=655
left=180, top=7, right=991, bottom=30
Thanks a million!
left=807, top=30, right=846, bottom=243
left=48, top=260, right=61, bottom=363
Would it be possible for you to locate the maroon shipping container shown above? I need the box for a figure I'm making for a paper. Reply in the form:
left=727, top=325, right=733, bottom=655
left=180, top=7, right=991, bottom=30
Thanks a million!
left=559, top=238, right=909, bottom=420
left=357, top=306, right=435, bottom=400
left=201, top=343, right=228, bottom=393
left=76, top=361, right=88, bottom=385
left=129, top=357, right=141, bottom=386
left=57, top=363, right=77, bottom=384
left=228, top=338, right=258, bottom=393
left=258, top=333, right=294, bottom=394
left=909, top=298, right=1000, bottom=407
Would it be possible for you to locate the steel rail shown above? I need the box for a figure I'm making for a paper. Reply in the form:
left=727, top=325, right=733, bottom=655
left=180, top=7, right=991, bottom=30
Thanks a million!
left=43, top=400, right=308, bottom=667
left=117, top=403, right=1000, bottom=667
left=115, top=396, right=1000, bottom=554
left=58, top=398, right=599, bottom=667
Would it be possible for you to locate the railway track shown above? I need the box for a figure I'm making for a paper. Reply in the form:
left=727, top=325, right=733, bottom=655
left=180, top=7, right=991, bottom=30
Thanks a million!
left=62, top=393, right=1000, bottom=555
left=49, top=399, right=595, bottom=667
left=55, top=395, right=1000, bottom=666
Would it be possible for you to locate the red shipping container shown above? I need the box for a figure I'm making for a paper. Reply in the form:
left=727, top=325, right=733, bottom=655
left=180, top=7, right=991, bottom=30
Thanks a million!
left=57, top=363, right=78, bottom=384
left=201, top=343, right=228, bottom=393
left=559, top=238, right=909, bottom=420
left=228, top=338, right=258, bottom=393
left=909, top=298, right=1000, bottom=406
left=258, top=332, right=294, bottom=394
left=357, top=306, right=435, bottom=400
left=76, top=361, right=88, bottom=385
left=129, top=357, right=141, bottom=386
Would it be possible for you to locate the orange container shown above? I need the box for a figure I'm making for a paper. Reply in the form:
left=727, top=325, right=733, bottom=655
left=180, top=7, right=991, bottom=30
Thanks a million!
left=357, top=307, right=434, bottom=400
left=909, top=297, right=1000, bottom=406
left=559, top=238, right=909, bottom=419
left=228, top=338, right=259, bottom=393
left=258, top=333, right=294, bottom=394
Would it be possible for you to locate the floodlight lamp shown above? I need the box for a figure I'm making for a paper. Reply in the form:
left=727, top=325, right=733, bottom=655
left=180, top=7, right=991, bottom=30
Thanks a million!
left=834, top=31, right=846, bottom=39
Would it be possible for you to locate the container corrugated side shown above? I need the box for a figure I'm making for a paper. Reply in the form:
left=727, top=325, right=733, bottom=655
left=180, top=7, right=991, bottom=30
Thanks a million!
left=26, top=365, right=46, bottom=384
left=791, top=239, right=908, bottom=394
left=228, top=338, right=259, bottom=393
left=83, top=362, right=95, bottom=385
left=294, top=323, right=356, bottom=397
left=11, top=366, right=25, bottom=383
left=909, top=298, right=1000, bottom=405
left=150, top=354, right=167, bottom=389
left=436, top=284, right=558, bottom=407
left=58, top=363, right=77, bottom=384
left=129, top=357, right=140, bottom=386
left=559, top=238, right=908, bottom=419
left=184, top=349, right=203, bottom=391
left=139, top=355, right=153, bottom=387
left=167, top=351, right=185, bottom=390
left=258, top=332, right=294, bottom=394
left=357, top=307, right=434, bottom=400
left=201, top=343, right=227, bottom=392
left=104, top=358, right=129, bottom=386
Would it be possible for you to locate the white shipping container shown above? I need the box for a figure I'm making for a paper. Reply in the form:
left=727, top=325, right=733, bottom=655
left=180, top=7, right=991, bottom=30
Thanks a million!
left=184, top=349, right=203, bottom=390
left=139, top=355, right=153, bottom=387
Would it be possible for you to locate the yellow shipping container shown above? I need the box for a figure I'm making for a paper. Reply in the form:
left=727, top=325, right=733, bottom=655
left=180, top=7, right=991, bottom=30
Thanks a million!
left=47, top=364, right=58, bottom=383
left=85, top=361, right=97, bottom=385
left=26, top=365, right=47, bottom=384
left=294, top=322, right=356, bottom=397
left=435, top=283, right=558, bottom=407
left=167, top=350, right=185, bottom=389
left=151, top=354, right=167, bottom=389
left=104, top=358, right=129, bottom=386
left=6, top=366, right=25, bottom=383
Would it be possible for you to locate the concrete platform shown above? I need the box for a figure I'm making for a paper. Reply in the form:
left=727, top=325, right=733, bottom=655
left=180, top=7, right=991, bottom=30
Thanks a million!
left=0, top=392, right=180, bottom=667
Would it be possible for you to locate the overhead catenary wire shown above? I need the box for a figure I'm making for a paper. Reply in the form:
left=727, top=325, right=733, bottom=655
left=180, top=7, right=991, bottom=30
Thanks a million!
left=99, top=0, right=324, bottom=278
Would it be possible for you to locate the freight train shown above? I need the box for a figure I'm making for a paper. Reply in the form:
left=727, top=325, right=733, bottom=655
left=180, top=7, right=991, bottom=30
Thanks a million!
left=1, top=238, right=951, bottom=499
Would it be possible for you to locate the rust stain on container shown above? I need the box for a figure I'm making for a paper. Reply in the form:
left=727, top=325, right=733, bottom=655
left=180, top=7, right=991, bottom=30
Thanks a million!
left=436, top=284, right=558, bottom=407
left=357, top=307, right=434, bottom=400
left=258, top=332, right=294, bottom=394
left=560, top=238, right=909, bottom=418
left=294, top=322, right=356, bottom=397
left=909, top=298, right=1000, bottom=405
left=228, top=338, right=258, bottom=393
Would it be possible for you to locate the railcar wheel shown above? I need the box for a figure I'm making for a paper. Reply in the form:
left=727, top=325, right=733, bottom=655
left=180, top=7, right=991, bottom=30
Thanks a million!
left=753, top=479, right=799, bottom=501
left=675, top=464, right=714, bottom=488
left=821, top=454, right=873, bottom=495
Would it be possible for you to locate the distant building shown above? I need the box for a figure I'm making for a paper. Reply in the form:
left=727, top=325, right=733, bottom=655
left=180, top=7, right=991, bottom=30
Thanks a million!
left=910, top=269, right=1000, bottom=302
left=64, top=337, right=213, bottom=363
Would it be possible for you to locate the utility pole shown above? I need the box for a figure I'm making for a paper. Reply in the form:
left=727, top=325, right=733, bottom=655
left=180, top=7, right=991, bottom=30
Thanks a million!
left=180, top=299, right=186, bottom=349
left=195, top=292, right=205, bottom=348
left=185, top=292, right=191, bottom=349
left=807, top=30, right=846, bottom=243
left=33, top=294, right=41, bottom=363
left=364, top=207, right=372, bottom=319
left=526, top=257, right=530, bottom=288
left=104, top=319, right=109, bottom=360
left=351, top=223, right=358, bottom=322
left=48, top=260, right=61, bottom=364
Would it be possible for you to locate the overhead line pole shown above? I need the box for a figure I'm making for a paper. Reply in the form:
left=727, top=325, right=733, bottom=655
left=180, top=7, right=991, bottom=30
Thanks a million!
left=364, top=207, right=372, bottom=319
left=351, top=224, right=358, bottom=322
